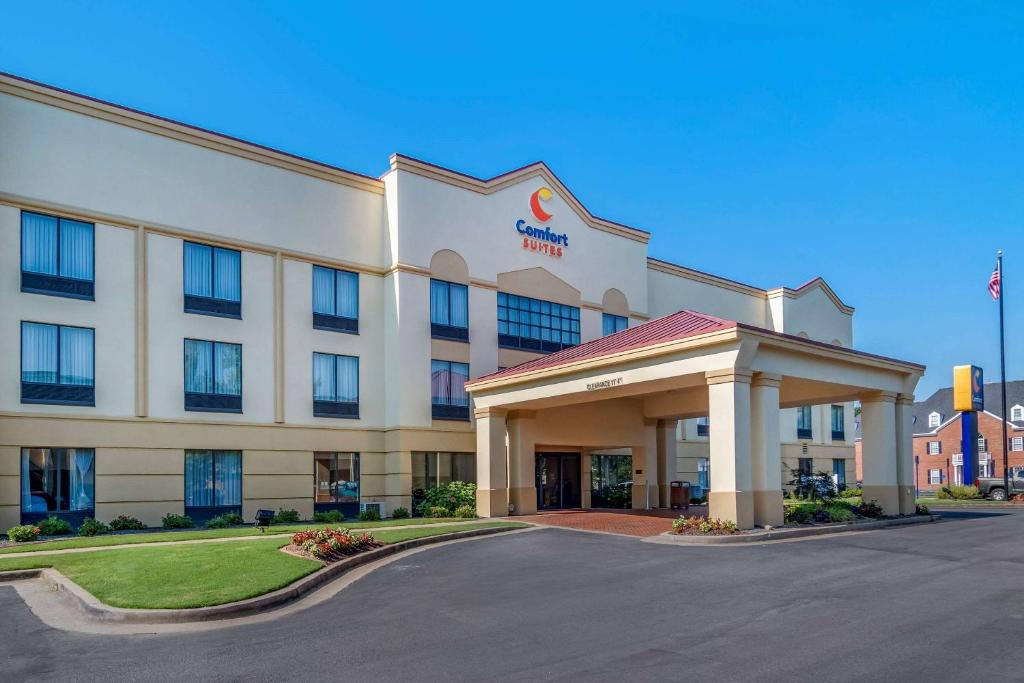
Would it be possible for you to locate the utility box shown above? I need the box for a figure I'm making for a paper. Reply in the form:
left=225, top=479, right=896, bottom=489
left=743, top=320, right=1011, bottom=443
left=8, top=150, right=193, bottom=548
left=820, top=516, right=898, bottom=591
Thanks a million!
left=670, top=481, right=690, bottom=510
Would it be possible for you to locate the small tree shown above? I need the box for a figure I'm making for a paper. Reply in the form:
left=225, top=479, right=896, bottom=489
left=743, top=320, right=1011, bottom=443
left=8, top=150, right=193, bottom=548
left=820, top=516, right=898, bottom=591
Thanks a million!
left=788, top=469, right=838, bottom=502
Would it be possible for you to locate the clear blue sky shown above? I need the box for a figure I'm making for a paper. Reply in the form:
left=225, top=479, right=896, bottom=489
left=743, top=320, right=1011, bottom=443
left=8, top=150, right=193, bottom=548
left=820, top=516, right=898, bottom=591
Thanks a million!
left=3, top=2, right=1020, bottom=398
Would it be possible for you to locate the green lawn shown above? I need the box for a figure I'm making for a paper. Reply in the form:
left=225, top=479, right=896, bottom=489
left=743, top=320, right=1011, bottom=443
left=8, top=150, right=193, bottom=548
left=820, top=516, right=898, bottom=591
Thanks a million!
left=0, top=517, right=470, bottom=555
left=0, top=521, right=526, bottom=609
left=783, top=497, right=861, bottom=507
left=916, top=498, right=1008, bottom=506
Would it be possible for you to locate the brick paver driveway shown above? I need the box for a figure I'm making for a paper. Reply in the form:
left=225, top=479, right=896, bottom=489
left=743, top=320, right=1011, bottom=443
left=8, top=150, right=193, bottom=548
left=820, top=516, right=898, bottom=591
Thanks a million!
left=510, top=507, right=705, bottom=536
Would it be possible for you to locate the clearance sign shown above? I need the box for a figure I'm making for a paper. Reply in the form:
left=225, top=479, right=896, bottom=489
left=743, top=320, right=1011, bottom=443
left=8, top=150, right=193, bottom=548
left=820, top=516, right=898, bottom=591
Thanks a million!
left=516, top=187, right=568, bottom=258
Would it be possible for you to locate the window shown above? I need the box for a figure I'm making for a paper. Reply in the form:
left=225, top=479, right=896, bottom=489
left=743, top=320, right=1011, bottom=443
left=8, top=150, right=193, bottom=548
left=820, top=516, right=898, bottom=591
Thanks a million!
left=978, top=436, right=988, bottom=453
left=184, top=339, right=242, bottom=412
left=602, top=313, right=628, bottom=336
left=431, top=360, right=470, bottom=420
left=314, top=452, right=360, bottom=514
left=798, top=457, right=813, bottom=476
left=979, top=458, right=993, bottom=477
left=832, top=458, right=847, bottom=490
left=697, top=416, right=710, bottom=438
left=928, top=412, right=942, bottom=429
left=21, top=322, right=95, bottom=406
left=831, top=405, right=845, bottom=440
left=183, top=241, right=241, bottom=318
left=929, top=469, right=942, bottom=485
left=411, top=452, right=476, bottom=494
left=797, top=406, right=813, bottom=440
left=184, top=450, right=242, bottom=523
left=1012, top=436, right=1024, bottom=452
left=312, top=265, right=359, bottom=333
left=20, top=448, right=95, bottom=524
left=313, top=353, right=359, bottom=418
left=927, top=441, right=941, bottom=455
left=430, top=279, right=469, bottom=341
left=21, top=211, right=95, bottom=300
left=497, top=292, right=579, bottom=353
left=1012, top=405, right=1024, bottom=422
left=697, top=458, right=710, bottom=490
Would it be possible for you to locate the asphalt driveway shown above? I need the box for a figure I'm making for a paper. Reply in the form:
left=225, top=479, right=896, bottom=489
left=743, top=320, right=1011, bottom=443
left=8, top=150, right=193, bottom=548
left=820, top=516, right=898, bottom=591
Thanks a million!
left=2, top=509, right=1023, bottom=682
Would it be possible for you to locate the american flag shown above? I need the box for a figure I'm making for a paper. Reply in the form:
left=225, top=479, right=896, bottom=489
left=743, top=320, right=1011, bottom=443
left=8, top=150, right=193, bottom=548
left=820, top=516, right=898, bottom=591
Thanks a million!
left=989, top=265, right=1001, bottom=300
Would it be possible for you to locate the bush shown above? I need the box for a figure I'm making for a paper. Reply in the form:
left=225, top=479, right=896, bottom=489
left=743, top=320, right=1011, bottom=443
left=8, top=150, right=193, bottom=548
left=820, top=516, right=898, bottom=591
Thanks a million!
left=109, top=514, right=145, bottom=531
left=784, top=503, right=815, bottom=524
left=788, top=469, right=838, bottom=502
left=274, top=509, right=300, bottom=524
left=825, top=504, right=855, bottom=523
left=7, top=524, right=41, bottom=542
left=454, top=505, right=477, bottom=519
left=162, top=513, right=193, bottom=529
left=916, top=504, right=930, bottom=515
left=77, top=517, right=111, bottom=537
left=358, top=508, right=382, bottom=522
left=313, top=510, right=344, bottom=524
left=855, top=500, right=884, bottom=518
left=937, top=484, right=981, bottom=500
left=391, top=507, right=410, bottom=519
left=672, top=516, right=739, bottom=535
left=839, top=488, right=863, bottom=498
left=38, top=516, right=72, bottom=536
left=205, top=515, right=231, bottom=529
left=417, top=481, right=476, bottom=516
left=426, top=506, right=449, bottom=518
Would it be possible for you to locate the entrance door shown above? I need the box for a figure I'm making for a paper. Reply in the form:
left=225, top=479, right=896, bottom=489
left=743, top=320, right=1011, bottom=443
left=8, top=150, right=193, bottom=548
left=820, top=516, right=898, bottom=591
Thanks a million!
left=536, top=453, right=581, bottom=509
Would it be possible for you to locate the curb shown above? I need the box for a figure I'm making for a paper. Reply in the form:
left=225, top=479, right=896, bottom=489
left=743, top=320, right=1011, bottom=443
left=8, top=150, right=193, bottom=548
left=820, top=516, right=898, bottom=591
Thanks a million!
left=649, top=514, right=939, bottom=545
left=0, top=526, right=519, bottom=624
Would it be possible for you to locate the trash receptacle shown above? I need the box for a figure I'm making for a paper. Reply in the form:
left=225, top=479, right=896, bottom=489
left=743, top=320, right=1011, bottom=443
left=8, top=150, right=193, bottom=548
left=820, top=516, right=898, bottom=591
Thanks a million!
left=670, top=481, right=690, bottom=510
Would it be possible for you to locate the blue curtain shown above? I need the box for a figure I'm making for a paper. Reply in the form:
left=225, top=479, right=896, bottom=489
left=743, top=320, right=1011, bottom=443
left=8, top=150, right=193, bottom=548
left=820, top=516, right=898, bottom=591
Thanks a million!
left=215, top=452, right=242, bottom=506
left=450, top=362, right=469, bottom=406
left=185, top=451, right=213, bottom=506
left=59, top=326, right=94, bottom=386
left=336, top=270, right=358, bottom=319
left=21, top=212, right=58, bottom=275
left=313, top=352, right=336, bottom=400
left=449, top=283, right=468, bottom=328
left=184, top=340, right=212, bottom=393
left=336, top=355, right=358, bottom=403
left=184, top=243, right=212, bottom=297
left=430, top=280, right=449, bottom=324
left=312, top=266, right=335, bottom=315
left=798, top=406, right=812, bottom=431
left=59, top=219, right=94, bottom=280
left=431, top=360, right=450, bottom=405
left=20, top=450, right=35, bottom=511
left=831, top=405, right=844, bottom=432
left=603, top=314, right=627, bottom=336
left=213, top=247, right=241, bottom=301
left=21, top=322, right=58, bottom=383
left=214, top=342, right=241, bottom=395
left=69, top=449, right=95, bottom=511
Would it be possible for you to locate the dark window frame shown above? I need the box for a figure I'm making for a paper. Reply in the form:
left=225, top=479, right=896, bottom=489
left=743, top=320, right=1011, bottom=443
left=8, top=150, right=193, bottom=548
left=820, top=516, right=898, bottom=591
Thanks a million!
left=313, top=452, right=361, bottom=514
left=830, top=404, right=845, bottom=441
left=312, top=265, right=359, bottom=334
left=20, top=321, right=96, bottom=406
left=20, top=210, right=96, bottom=301
left=797, top=406, right=813, bottom=440
left=697, top=417, right=710, bottom=437
left=183, top=241, right=242, bottom=319
left=431, top=359, right=470, bottom=421
left=430, top=279, right=469, bottom=342
left=602, top=313, right=628, bottom=336
left=183, top=338, right=243, bottom=413
left=312, top=352, right=360, bottom=419
left=20, top=447, right=96, bottom=525
left=184, top=449, right=243, bottom=524
left=497, top=292, right=580, bottom=354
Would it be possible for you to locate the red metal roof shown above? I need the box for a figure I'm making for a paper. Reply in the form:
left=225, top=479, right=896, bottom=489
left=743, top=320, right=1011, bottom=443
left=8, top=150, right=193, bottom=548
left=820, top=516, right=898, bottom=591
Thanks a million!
left=467, top=310, right=737, bottom=385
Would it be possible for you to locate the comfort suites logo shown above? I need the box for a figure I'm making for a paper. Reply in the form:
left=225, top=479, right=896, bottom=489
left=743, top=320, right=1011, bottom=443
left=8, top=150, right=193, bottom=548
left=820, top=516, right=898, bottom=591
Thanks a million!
left=516, top=186, right=568, bottom=258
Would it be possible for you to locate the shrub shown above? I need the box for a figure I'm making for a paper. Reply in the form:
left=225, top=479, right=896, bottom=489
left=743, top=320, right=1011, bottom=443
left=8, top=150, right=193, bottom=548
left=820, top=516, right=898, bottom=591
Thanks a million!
left=937, top=484, right=981, bottom=500
left=417, top=481, right=476, bottom=516
left=77, top=517, right=111, bottom=537
left=313, top=510, right=344, bottom=524
left=426, top=506, right=449, bottom=518
left=454, top=505, right=477, bottom=519
left=825, top=504, right=854, bottom=523
left=38, top=516, right=72, bottom=536
left=673, top=516, right=739, bottom=535
left=205, top=515, right=231, bottom=529
left=162, top=513, right=193, bottom=529
left=7, top=524, right=41, bottom=542
left=855, top=500, right=884, bottom=518
left=291, top=527, right=378, bottom=560
left=788, top=469, right=838, bottom=502
left=839, top=487, right=863, bottom=498
left=784, top=503, right=815, bottom=524
left=391, top=507, right=410, bottom=519
left=916, top=504, right=930, bottom=515
left=108, top=514, right=145, bottom=531
left=358, top=507, right=382, bottom=522
left=274, top=509, right=300, bottom=524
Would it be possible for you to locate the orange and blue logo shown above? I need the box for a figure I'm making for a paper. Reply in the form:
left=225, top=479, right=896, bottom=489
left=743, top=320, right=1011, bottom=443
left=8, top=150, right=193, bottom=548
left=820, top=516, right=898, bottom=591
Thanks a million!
left=529, top=187, right=554, bottom=222
left=516, top=186, right=567, bottom=258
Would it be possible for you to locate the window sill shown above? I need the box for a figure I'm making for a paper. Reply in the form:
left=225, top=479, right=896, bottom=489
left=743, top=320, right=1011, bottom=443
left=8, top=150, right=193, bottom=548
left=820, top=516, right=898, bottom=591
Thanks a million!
left=21, top=272, right=95, bottom=301
left=185, top=393, right=242, bottom=413
left=313, top=313, right=359, bottom=334
left=831, top=432, right=846, bottom=441
left=432, top=405, right=470, bottom=421
left=498, top=336, right=576, bottom=354
left=313, top=400, right=360, bottom=418
left=184, top=295, right=241, bottom=319
left=21, top=383, right=95, bottom=406
left=797, top=430, right=813, bottom=440
left=431, top=323, right=469, bottom=342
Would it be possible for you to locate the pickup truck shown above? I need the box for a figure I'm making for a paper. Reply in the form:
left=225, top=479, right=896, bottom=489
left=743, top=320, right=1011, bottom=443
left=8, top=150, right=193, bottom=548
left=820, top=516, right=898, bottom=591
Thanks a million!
left=976, top=473, right=1024, bottom=500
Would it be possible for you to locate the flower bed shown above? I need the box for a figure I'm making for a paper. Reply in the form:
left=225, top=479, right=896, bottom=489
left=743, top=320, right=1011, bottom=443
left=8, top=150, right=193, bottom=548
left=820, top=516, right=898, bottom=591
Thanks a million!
left=287, top=527, right=380, bottom=563
left=672, top=516, right=740, bottom=536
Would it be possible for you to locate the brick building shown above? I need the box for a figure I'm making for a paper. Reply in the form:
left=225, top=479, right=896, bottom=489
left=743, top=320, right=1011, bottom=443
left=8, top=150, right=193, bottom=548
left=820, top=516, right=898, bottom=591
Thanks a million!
left=857, top=381, right=1024, bottom=493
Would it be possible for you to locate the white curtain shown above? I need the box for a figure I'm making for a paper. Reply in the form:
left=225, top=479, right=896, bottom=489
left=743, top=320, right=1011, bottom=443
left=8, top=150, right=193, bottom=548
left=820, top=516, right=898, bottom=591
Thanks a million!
left=215, top=452, right=242, bottom=506
left=430, top=280, right=449, bottom=324
left=185, top=450, right=213, bottom=506
left=69, top=449, right=95, bottom=511
left=312, top=266, right=335, bottom=314
left=213, top=247, right=241, bottom=301
left=20, top=450, right=34, bottom=511
left=214, top=342, right=241, bottom=395
left=336, top=355, right=358, bottom=403
left=313, top=352, right=336, bottom=400
left=450, top=362, right=469, bottom=407
left=21, top=322, right=58, bottom=383
left=59, top=218, right=94, bottom=280
left=449, top=283, right=468, bottom=328
left=431, top=360, right=450, bottom=405
left=336, top=270, right=358, bottom=319
left=21, top=212, right=58, bottom=275
left=184, top=340, right=212, bottom=393
left=184, top=243, right=212, bottom=297
left=59, top=326, right=94, bottom=386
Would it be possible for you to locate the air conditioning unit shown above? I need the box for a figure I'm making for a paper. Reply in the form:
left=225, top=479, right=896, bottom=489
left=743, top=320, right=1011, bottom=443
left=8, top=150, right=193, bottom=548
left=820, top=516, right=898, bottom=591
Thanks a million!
left=359, top=501, right=387, bottom=518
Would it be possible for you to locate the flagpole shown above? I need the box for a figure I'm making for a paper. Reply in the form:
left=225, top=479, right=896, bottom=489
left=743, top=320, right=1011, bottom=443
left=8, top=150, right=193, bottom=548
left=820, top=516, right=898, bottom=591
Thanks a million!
left=998, top=250, right=1009, bottom=497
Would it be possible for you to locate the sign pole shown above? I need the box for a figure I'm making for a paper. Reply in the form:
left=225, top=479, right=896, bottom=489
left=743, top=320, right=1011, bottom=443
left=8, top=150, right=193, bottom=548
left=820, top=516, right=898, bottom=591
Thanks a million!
left=998, top=251, right=1009, bottom=496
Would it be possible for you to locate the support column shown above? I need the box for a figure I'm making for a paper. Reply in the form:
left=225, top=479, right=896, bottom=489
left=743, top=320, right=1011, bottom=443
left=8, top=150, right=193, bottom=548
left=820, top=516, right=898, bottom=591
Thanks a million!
left=750, top=373, right=783, bottom=527
left=507, top=410, right=537, bottom=515
left=656, top=420, right=677, bottom=507
left=475, top=407, right=508, bottom=517
left=896, top=394, right=916, bottom=515
left=860, top=391, right=899, bottom=515
left=632, top=419, right=659, bottom=509
left=706, top=369, right=754, bottom=529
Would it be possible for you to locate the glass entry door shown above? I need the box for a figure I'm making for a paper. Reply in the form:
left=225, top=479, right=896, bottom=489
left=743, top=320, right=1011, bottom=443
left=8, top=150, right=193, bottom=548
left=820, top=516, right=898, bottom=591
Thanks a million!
left=536, top=453, right=581, bottom=510
left=590, top=454, right=632, bottom=508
